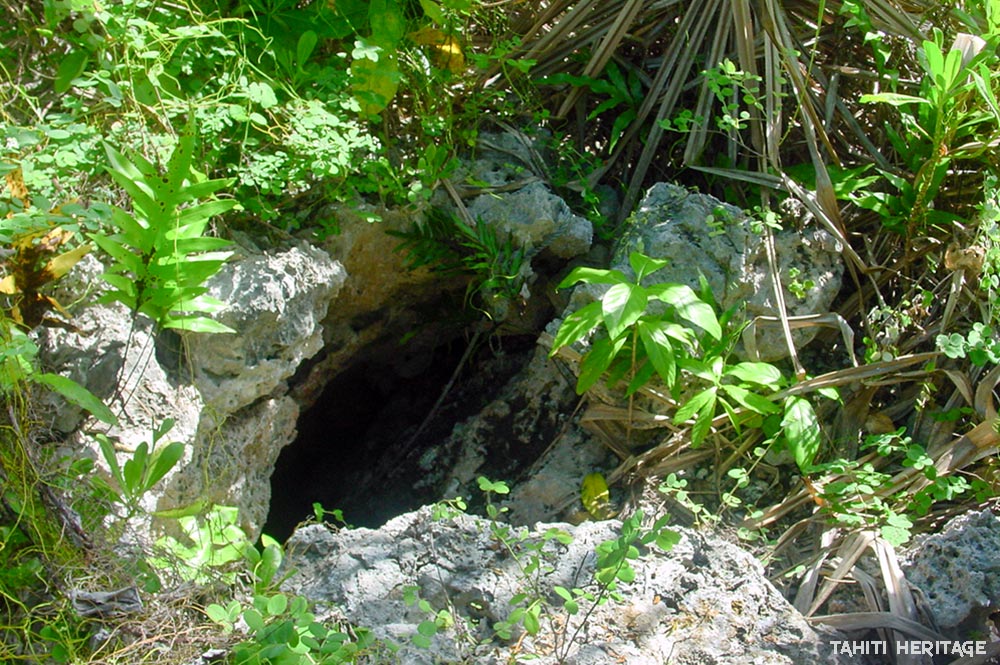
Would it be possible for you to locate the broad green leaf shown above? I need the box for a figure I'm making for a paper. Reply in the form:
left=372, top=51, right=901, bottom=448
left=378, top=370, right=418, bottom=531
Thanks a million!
left=182, top=178, right=237, bottom=201
left=577, top=335, right=625, bottom=394
left=616, top=566, right=636, bottom=583
left=602, top=283, right=646, bottom=339
left=624, top=359, right=655, bottom=396
left=880, top=524, right=911, bottom=547
left=818, top=386, right=841, bottom=402
left=691, top=395, right=716, bottom=446
left=628, top=251, right=669, bottom=282
left=174, top=200, right=238, bottom=234
left=880, top=511, right=913, bottom=547
left=247, top=82, right=278, bottom=109
left=604, top=353, right=632, bottom=386
left=205, top=603, right=234, bottom=625
left=55, top=49, right=88, bottom=93
left=370, top=0, right=406, bottom=45
left=638, top=320, right=676, bottom=388
left=90, top=234, right=143, bottom=275
left=674, top=387, right=717, bottom=425
left=95, top=433, right=124, bottom=489
left=169, top=294, right=229, bottom=314
left=418, top=0, right=445, bottom=24
left=104, top=147, right=159, bottom=221
left=923, top=39, right=945, bottom=83
left=719, top=383, right=780, bottom=415
left=940, top=46, right=964, bottom=92
left=783, top=396, right=821, bottom=473
left=34, top=373, right=117, bottom=425
left=97, top=276, right=137, bottom=304
left=656, top=529, right=680, bottom=551
left=605, top=61, right=627, bottom=95
left=609, top=108, right=636, bottom=151
left=243, top=608, right=265, bottom=632
left=165, top=118, right=197, bottom=196
left=724, top=362, right=783, bottom=388
left=153, top=418, right=175, bottom=443
left=351, top=49, right=401, bottom=115
left=718, top=395, right=740, bottom=434
left=110, top=208, right=152, bottom=253
left=523, top=608, right=540, bottom=635
left=297, top=30, right=319, bottom=67
left=973, top=67, right=1000, bottom=124
left=163, top=315, right=236, bottom=334
left=662, top=322, right=697, bottom=349
left=164, top=237, right=233, bottom=254
left=150, top=498, right=210, bottom=519
left=123, top=442, right=149, bottom=496
left=144, top=441, right=185, bottom=490
left=267, top=593, right=288, bottom=616
left=550, top=301, right=603, bottom=353
left=680, top=357, right=720, bottom=382
left=646, top=283, right=721, bottom=339
left=147, top=257, right=227, bottom=284
left=256, top=542, right=283, bottom=586
left=557, top=266, right=628, bottom=289
left=859, top=92, right=931, bottom=106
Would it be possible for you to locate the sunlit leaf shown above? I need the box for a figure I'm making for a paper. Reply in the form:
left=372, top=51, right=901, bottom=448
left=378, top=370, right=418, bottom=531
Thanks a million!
left=724, top=362, right=783, bottom=388
left=550, top=301, right=603, bottom=353
left=557, top=266, right=627, bottom=289
left=602, top=283, right=646, bottom=339
left=577, top=335, right=624, bottom=394
left=637, top=320, right=676, bottom=387
left=34, top=373, right=117, bottom=425
left=783, top=396, right=821, bottom=473
left=581, top=472, right=614, bottom=519
left=646, top=283, right=721, bottom=339
left=628, top=251, right=669, bottom=281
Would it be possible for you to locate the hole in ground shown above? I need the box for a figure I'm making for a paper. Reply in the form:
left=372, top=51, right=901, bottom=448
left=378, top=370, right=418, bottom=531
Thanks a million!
left=264, top=331, right=537, bottom=541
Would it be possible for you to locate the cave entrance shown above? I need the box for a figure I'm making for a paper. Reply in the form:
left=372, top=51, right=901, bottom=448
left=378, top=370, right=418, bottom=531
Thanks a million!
left=263, top=330, right=536, bottom=542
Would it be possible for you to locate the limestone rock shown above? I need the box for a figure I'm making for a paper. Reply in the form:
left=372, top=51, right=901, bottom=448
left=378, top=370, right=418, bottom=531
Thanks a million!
left=466, top=181, right=593, bottom=260
left=282, top=508, right=855, bottom=665
left=901, top=508, right=1000, bottom=636
left=187, top=242, right=346, bottom=414
left=412, top=345, right=610, bottom=526
left=37, top=244, right=343, bottom=538
left=37, top=301, right=204, bottom=454
left=457, top=129, right=593, bottom=261
left=608, top=183, right=843, bottom=360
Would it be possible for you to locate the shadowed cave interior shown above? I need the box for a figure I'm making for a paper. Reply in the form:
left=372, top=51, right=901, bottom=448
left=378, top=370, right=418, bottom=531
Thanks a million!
left=263, top=331, right=538, bottom=542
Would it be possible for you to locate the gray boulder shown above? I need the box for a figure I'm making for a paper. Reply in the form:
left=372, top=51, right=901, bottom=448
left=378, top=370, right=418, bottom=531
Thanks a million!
left=901, top=508, right=1000, bottom=636
left=459, top=129, right=593, bottom=261
left=282, top=507, right=853, bottom=664
left=37, top=244, right=344, bottom=537
left=465, top=180, right=593, bottom=261
left=186, top=242, right=345, bottom=415
left=609, top=183, right=843, bottom=360
left=408, top=344, right=610, bottom=527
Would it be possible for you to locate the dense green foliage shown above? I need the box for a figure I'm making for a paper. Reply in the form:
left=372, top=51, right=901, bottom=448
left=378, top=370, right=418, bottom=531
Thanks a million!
left=3, top=0, right=1000, bottom=660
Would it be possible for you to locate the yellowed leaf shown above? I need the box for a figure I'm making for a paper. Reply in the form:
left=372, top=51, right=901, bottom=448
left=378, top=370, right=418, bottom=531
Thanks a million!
left=5, top=167, right=29, bottom=205
left=409, top=27, right=465, bottom=73
left=44, top=243, right=90, bottom=281
left=0, top=275, right=16, bottom=295
left=581, top=472, right=615, bottom=520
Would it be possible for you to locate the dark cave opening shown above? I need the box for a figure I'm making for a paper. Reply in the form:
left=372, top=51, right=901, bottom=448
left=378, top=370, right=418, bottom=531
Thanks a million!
left=263, top=331, right=538, bottom=542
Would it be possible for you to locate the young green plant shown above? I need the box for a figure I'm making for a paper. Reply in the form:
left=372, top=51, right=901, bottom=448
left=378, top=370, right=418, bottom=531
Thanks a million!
left=550, top=251, right=721, bottom=397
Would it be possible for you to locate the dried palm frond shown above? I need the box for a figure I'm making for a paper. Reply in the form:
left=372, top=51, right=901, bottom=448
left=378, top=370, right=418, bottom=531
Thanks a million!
left=506, top=0, right=945, bottom=194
